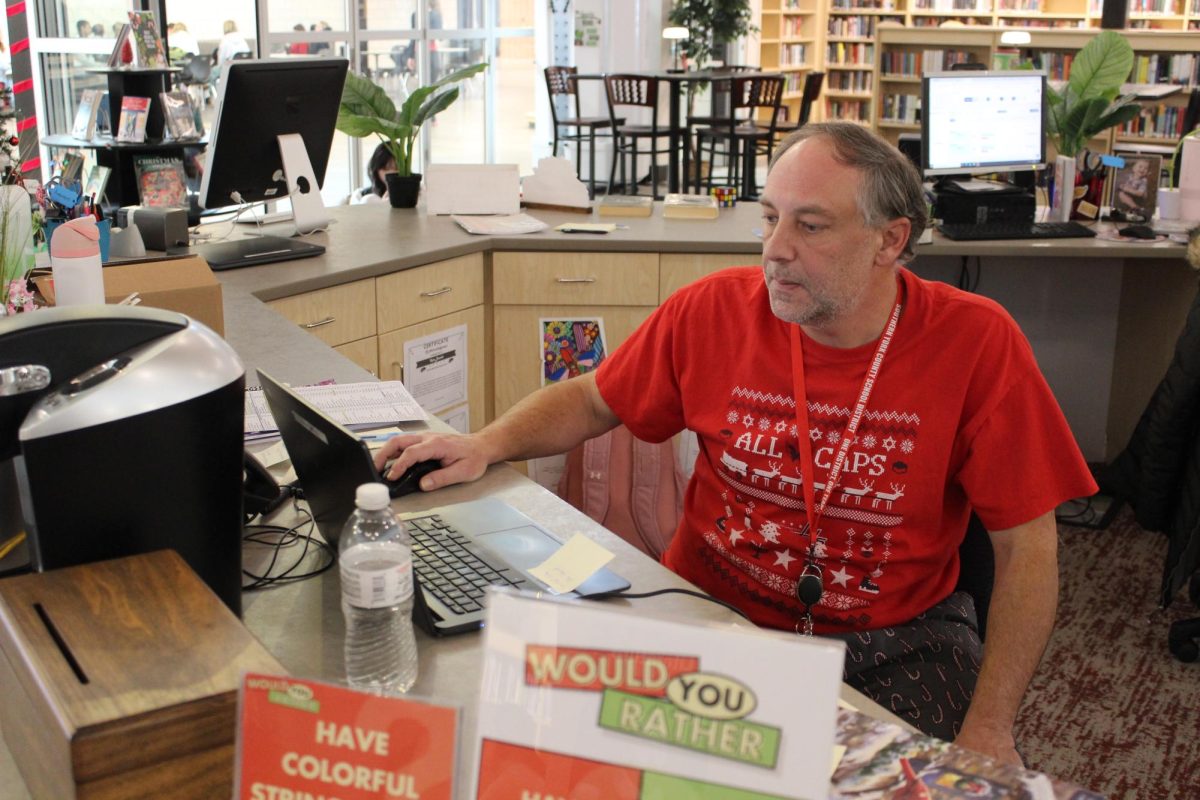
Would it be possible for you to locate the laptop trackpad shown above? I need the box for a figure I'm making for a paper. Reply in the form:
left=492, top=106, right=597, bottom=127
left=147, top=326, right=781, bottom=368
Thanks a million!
left=473, top=525, right=560, bottom=571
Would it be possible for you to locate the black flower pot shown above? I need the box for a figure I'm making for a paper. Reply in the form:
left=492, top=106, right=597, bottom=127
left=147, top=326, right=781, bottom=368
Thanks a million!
left=386, top=172, right=422, bottom=209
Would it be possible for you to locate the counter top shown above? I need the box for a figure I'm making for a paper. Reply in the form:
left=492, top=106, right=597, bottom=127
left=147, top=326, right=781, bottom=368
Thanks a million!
left=211, top=203, right=1189, bottom=302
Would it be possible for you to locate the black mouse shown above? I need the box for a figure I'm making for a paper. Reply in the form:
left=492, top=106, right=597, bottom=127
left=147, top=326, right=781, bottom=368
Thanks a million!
left=1118, top=224, right=1156, bottom=240
left=380, top=459, right=440, bottom=497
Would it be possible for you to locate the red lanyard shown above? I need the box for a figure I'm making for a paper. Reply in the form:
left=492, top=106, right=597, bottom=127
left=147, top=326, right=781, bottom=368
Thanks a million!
left=789, top=295, right=903, bottom=544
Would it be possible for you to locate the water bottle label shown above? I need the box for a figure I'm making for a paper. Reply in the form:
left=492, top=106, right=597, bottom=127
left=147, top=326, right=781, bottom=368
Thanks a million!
left=340, top=546, right=414, bottom=609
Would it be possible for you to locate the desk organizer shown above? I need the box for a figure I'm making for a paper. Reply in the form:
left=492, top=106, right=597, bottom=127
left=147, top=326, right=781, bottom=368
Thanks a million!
left=0, top=550, right=284, bottom=799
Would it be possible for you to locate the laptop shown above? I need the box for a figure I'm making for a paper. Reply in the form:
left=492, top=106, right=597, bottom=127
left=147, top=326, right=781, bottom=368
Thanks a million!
left=193, top=235, right=325, bottom=271
left=256, top=370, right=631, bottom=635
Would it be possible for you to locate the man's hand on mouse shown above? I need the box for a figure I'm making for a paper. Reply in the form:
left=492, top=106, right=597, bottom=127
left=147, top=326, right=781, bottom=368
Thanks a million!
left=373, top=432, right=491, bottom=491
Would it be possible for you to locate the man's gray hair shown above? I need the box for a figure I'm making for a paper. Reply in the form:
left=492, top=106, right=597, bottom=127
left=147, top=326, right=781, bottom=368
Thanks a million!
left=770, top=122, right=928, bottom=263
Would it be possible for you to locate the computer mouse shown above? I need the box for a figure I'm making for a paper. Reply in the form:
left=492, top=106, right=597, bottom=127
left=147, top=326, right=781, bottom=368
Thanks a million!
left=1118, top=224, right=1157, bottom=240
left=381, top=459, right=441, bottom=497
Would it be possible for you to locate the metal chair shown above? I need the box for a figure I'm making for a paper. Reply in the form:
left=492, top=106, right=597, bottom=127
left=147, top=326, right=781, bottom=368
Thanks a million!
left=693, top=74, right=784, bottom=199
left=604, top=74, right=684, bottom=198
left=545, top=66, right=621, bottom=198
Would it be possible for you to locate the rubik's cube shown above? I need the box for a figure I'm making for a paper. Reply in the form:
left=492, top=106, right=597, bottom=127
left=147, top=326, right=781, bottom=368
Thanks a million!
left=711, top=187, right=737, bottom=208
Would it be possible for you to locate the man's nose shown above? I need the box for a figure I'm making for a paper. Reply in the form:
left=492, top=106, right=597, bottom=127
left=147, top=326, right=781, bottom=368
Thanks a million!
left=762, top=221, right=796, bottom=263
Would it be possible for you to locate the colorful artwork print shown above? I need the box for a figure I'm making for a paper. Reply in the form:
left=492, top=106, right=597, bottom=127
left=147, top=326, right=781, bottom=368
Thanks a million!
left=541, top=318, right=606, bottom=385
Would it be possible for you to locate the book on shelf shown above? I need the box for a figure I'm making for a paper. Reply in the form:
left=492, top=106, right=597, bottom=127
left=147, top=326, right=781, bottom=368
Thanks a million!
left=128, top=10, right=168, bottom=69
left=116, top=95, right=151, bottom=143
left=83, top=165, right=113, bottom=204
left=597, top=194, right=654, bottom=217
left=70, top=89, right=102, bottom=141
left=134, top=155, right=188, bottom=208
left=107, top=24, right=133, bottom=67
left=159, top=90, right=199, bottom=140
left=663, top=193, right=719, bottom=220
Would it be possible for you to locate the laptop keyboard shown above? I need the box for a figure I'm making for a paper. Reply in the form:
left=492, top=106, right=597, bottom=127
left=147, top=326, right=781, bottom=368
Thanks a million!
left=406, top=514, right=527, bottom=615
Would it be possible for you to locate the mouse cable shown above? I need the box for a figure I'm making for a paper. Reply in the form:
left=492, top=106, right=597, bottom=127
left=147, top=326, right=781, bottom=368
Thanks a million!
left=242, top=503, right=335, bottom=590
left=608, top=587, right=752, bottom=623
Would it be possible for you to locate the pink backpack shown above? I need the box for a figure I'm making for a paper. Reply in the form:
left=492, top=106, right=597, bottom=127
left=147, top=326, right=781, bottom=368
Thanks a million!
left=556, top=426, right=686, bottom=560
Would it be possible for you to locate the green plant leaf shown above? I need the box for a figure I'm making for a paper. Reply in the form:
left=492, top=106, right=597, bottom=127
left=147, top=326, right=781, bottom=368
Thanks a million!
left=1067, top=31, right=1134, bottom=103
left=431, top=62, right=488, bottom=89
left=412, top=87, right=460, bottom=129
left=339, top=70, right=397, bottom=122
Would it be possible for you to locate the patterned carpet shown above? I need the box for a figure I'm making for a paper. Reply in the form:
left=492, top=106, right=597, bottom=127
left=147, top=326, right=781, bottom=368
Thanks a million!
left=1015, top=507, right=1200, bottom=800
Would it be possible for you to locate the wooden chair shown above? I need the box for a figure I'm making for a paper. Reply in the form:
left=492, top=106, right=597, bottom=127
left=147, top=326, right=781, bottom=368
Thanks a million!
left=773, top=70, right=825, bottom=144
left=693, top=74, right=784, bottom=199
left=544, top=66, right=620, bottom=198
left=604, top=74, right=684, bottom=198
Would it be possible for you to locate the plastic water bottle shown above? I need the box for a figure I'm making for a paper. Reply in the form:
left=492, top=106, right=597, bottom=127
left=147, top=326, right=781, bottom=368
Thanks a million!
left=339, top=483, right=418, bottom=694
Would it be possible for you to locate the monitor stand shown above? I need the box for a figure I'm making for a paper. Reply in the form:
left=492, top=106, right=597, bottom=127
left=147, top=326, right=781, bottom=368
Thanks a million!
left=277, top=132, right=331, bottom=235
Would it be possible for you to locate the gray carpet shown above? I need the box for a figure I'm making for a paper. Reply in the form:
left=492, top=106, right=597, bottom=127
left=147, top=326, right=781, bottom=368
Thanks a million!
left=1015, top=507, right=1200, bottom=800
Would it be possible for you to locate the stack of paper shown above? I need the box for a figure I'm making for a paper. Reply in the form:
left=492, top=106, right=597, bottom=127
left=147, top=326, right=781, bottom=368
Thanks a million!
left=244, top=381, right=426, bottom=441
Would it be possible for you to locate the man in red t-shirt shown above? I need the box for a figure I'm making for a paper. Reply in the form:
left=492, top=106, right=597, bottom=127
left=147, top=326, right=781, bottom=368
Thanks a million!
left=375, top=122, right=1097, bottom=764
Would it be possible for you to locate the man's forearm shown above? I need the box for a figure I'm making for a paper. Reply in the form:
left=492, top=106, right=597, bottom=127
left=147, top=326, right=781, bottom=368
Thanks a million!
left=958, top=512, right=1058, bottom=752
left=475, top=372, right=621, bottom=465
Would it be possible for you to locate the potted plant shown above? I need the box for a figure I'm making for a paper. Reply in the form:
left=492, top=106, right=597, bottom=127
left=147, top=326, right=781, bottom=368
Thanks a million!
left=1045, top=30, right=1141, bottom=160
left=336, top=62, right=488, bottom=208
left=667, top=0, right=755, bottom=70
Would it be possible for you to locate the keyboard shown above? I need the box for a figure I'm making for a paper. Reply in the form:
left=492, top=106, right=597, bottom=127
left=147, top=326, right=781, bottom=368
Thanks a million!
left=937, top=221, right=1097, bottom=241
left=405, top=514, right=528, bottom=617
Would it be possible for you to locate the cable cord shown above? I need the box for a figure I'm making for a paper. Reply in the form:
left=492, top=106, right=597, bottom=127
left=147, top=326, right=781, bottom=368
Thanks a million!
left=610, top=587, right=753, bottom=622
left=241, top=498, right=335, bottom=590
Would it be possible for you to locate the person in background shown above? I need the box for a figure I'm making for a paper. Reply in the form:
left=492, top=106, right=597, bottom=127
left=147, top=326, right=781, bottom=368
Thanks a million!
left=167, top=22, right=200, bottom=58
left=350, top=143, right=395, bottom=204
left=288, top=24, right=310, bottom=55
left=309, top=22, right=332, bottom=54
left=217, top=20, right=251, bottom=68
left=90, top=23, right=105, bottom=37
left=75, top=19, right=91, bottom=38
left=374, top=122, right=1097, bottom=765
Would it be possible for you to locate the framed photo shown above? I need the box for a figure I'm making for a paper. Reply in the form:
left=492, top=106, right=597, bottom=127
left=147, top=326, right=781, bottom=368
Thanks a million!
left=1111, top=154, right=1162, bottom=221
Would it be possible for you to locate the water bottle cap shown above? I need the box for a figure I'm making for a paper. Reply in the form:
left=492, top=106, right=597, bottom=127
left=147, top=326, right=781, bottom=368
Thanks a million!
left=355, top=482, right=391, bottom=510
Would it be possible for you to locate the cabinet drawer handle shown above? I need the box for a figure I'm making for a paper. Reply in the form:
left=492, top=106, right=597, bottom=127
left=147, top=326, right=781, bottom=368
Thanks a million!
left=303, top=316, right=336, bottom=329
left=420, top=286, right=453, bottom=298
left=555, top=276, right=597, bottom=284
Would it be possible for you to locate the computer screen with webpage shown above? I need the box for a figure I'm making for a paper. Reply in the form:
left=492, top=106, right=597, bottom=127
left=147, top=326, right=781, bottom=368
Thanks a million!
left=921, top=71, right=1047, bottom=177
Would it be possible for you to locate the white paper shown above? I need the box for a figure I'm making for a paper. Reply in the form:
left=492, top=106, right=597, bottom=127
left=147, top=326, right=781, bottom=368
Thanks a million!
left=475, top=592, right=845, bottom=800
left=402, top=324, right=468, bottom=413
left=528, top=453, right=566, bottom=492
left=528, top=533, right=615, bottom=594
left=244, top=380, right=426, bottom=435
left=437, top=405, right=470, bottom=433
left=425, top=164, right=520, bottom=215
left=522, top=156, right=591, bottom=209
left=452, top=213, right=548, bottom=235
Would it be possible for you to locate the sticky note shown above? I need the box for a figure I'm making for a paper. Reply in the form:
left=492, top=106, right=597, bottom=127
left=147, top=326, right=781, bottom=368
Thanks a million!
left=528, top=533, right=615, bottom=594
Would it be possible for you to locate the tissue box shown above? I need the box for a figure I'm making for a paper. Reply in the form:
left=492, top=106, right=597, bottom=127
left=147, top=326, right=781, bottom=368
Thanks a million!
left=0, top=550, right=285, bottom=800
left=36, top=255, right=224, bottom=336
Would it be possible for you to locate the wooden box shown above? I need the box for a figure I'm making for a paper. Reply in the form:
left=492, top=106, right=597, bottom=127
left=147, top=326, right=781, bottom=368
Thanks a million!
left=0, top=550, right=285, bottom=799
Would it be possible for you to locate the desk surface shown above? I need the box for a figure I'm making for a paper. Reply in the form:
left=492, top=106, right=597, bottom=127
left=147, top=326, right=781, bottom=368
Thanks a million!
left=213, top=202, right=1189, bottom=303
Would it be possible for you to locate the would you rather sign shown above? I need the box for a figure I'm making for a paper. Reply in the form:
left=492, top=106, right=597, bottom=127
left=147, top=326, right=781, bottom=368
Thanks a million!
left=473, top=592, right=845, bottom=800
left=235, top=674, right=458, bottom=800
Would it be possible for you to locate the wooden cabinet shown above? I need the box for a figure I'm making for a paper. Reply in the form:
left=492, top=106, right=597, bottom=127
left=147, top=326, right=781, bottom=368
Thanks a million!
left=491, top=251, right=660, bottom=419
left=378, top=306, right=487, bottom=433
left=376, top=253, right=485, bottom=332
left=660, top=253, right=750, bottom=299
left=333, top=337, right=379, bottom=376
left=267, top=278, right=378, bottom=373
left=759, top=0, right=825, bottom=123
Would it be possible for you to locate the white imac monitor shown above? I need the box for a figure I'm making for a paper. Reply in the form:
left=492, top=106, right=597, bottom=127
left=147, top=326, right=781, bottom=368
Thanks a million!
left=921, top=70, right=1047, bottom=177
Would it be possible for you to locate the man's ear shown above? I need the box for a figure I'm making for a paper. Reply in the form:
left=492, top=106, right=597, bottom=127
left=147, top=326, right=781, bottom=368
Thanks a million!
left=875, top=217, right=911, bottom=266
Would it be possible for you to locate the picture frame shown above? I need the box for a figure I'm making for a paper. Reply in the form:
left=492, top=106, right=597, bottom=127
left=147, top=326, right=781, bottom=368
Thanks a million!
left=1110, top=154, right=1162, bottom=222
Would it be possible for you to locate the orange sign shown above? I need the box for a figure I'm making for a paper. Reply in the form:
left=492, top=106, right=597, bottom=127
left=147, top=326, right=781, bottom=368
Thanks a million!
left=524, top=645, right=700, bottom=696
left=236, top=673, right=458, bottom=800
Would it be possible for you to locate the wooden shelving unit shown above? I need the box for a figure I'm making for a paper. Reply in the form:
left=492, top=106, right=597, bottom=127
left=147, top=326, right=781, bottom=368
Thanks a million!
left=759, top=0, right=825, bottom=122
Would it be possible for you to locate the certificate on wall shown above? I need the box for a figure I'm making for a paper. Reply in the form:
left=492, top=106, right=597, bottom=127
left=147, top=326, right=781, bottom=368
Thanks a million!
left=404, top=325, right=467, bottom=413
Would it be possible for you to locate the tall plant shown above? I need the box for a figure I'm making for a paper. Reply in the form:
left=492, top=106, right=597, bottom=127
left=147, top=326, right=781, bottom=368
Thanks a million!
left=337, top=62, right=488, bottom=177
left=1045, top=30, right=1141, bottom=158
left=668, top=0, right=755, bottom=69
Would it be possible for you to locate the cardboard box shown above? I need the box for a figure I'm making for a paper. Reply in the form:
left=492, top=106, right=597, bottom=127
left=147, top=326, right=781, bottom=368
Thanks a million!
left=0, top=550, right=285, bottom=800
left=36, top=255, right=224, bottom=336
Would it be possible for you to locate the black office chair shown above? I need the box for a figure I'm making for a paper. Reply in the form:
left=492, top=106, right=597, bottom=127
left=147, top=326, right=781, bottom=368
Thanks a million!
left=693, top=74, right=784, bottom=199
left=545, top=66, right=622, bottom=199
left=604, top=74, right=684, bottom=198
left=177, top=54, right=213, bottom=110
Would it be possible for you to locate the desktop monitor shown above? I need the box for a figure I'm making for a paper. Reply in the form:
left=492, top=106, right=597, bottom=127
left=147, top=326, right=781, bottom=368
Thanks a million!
left=199, top=57, right=348, bottom=231
left=921, top=70, right=1047, bottom=177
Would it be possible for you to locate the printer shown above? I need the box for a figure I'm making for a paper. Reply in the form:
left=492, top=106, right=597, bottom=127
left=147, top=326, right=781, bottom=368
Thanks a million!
left=0, top=306, right=246, bottom=614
